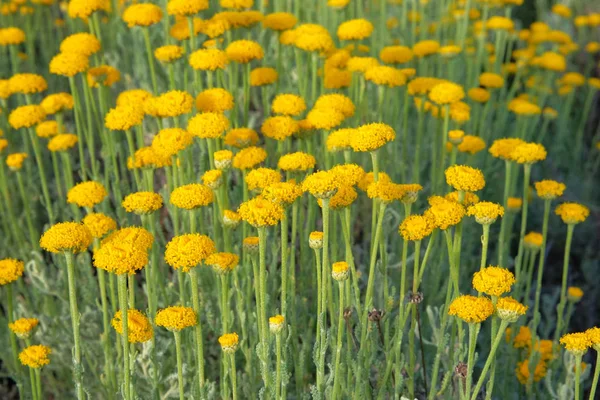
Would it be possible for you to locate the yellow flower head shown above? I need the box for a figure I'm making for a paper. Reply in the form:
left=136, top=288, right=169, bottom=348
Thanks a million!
left=314, top=94, right=355, bottom=118
left=154, top=45, right=184, bottom=63
left=40, top=222, right=92, bottom=254
left=0, top=258, right=24, bottom=285
left=49, top=52, right=89, bottom=77
left=428, top=82, right=465, bottom=105
left=350, top=123, right=396, bottom=152
left=445, top=165, right=485, bottom=192
left=105, top=104, right=144, bottom=131
left=330, top=163, right=366, bottom=187
left=302, top=171, right=338, bottom=199
left=82, top=213, right=117, bottom=239
left=367, top=181, right=405, bottom=203
left=306, top=108, right=345, bottom=131
left=0, top=27, right=25, bottom=45
left=67, top=0, right=108, bottom=19
left=472, top=266, right=515, bottom=296
left=467, top=201, right=504, bottom=225
left=102, top=227, right=154, bottom=250
left=243, top=236, right=260, bottom=252
left=408, top=77, right=445, bottom=96
left=568, top=287, right=584, bottom=303
left=8, top=73, right=47, bottom=94
left=195, top=88, right=234, bottom=113
left=262, top=116, right=300, bottom=140
left=509, top=142, right=547, bottom=164
left=214, top=150, right=233, bottom=170
left=448, top=295, right=494, bottom=324
left=19, top=345, right=51, bottom=369
left=321, top=185, right=358, bottom=209
left=47, top=133, right=78, bottom=152
left=122, top=3, right=163, bottom=27
left=524, top=232, right=543, bottom=250
left=94, top=240, right=150, bottom=276
left=67, top=181, right=108, bottom=208
left=60, top=33, right=100, bottom=57
left=246, top=168, right=282, bottom=192
left=347, top=56, right=379, bottom=73
left=263, top=12, right=297, bottom=31
left=326, top=128, right=355, bottom=152
left=506, top=326, right=532, bottom=348
left=309, top=231, right=324, bottom=249
left=332, top=261, right=349, bottom=281
left=218, top=332, right=239, bottom=353
left=458, top=135, right=486, bottom=155
left=117, top=89, right=153, bottom=107
left=151, top=128, right=193, bottom=159
left=365, top=66, right=406, bottom=88
left=40, top=92, right=74, bottom=115
left=357, top=171, right=391, bottom=191
left=122, top=192, right=163, bottom=215
left=555, top=202, right=589, bottom=224
left=9, top=318, right=39, bottom=339
left=277, top=152, right=316, bottom=172
left=226, top=40, right=264, bottom=63
left=399, top=215, right=435, bottom=241
left=35, top=121, right=59, bottom=138
left=189, top=48, right=229, bottom=71
left=413, top=40, right=440, bottom=57
left=148, top=90, right=194, bottom=118
left=508, top=98, right=542, bottom=116
left=489, top=138, right=525, bottom=160
left=293, top=24, right=334, bottom=52
left=8, top=105, right=46, bottom=129
left=188, top=112, right=230, bottom=139
left=269, top=314, right=285, bottom=333
left=206, top=252, right=239, bottom=274
left=337, top=18, right=374, bottom=40
left=271, top=94, right=306, bottom=116
left=507, top=197, right=523, bottom=211
left=534, top=180, right=565, bottom=200
left=250, top=67, right=278, bottom=86
left=167, top=0, right=208, bottom=16
left=223, top=210, right=241, bottom=228
left=233, top=146, right=267, bottom=170
left=112, top=309, right=153, bottom=343
left=6, top=152, right=28, bottom=170
left=380, top=45, right=413, bottom=64
left=238, top=197, right=285, bottom=227
left=468, top=87, right=490, bottom=103
left=262, top=181, right=303, bottom=206
left=424, top=198, right=465, bottom=230
left=170, top=184, right=214, bottom=210
left=155, top=306, right=197, bottom=331
left=202, top=169, right=223, bottom=189
left=165, top=234, right=216, bottom=272
left=560, top=332, right=591, bottom=356
left=479, top=72, right=504, bottom=89
left=516, top=359, right=547, bottom=385
left=496, top=297, right=527, bottom=322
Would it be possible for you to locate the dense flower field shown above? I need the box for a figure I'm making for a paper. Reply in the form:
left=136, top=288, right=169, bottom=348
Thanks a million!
left=0, top=0, right=599, bottom=399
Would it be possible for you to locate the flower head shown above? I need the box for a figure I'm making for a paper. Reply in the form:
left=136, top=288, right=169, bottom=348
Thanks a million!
left=496, top=297, right=527, bottom=322
left=67, top=181, right=108, bottom=209
left=489, top=138, right=526, bottom=160
left=167, top=0, right=209, bottom=16
left=165, top=234, right=216, bottom=272
left=535, top=180, right=565, bottom=200
left=40, top=93, right=74, bottom=115
left=445, top=165, right=485, bottom=192
left=380, top=46, right=413, bottom=64
left=36, top=121, right=59, bottom=138
left=238, top=197, right=285, bottom=227
left=277, top=152, right=316, bottom=172
left=87, top=66, right=121, bottom=88
left=8, top=73, right=47, bottom=94
left=189, top=49, right=229, bottom=71
left=112, top=309, right=153, bottom=343
left=122, top=3, right=163, bottom=27
left=250, top=67, right=278, bottom=86
left=151, top=128, right=193, bottom=159
left=6, top=153, right=28, bottom=170
left=472, top=266, right=515, bottom=296
left=262, top=116, right=300, bottom=140
left=155, top=306, right=197, bottom=331
left=170, top=184, right=214, bottom=210
left=367, top=181, right=405, bottom=203
left=233, top=146, right=267, bottom=170
left=365, top=66, right=406, bottom=87
left=60, top=33, right=100, bottom=56
left=0, top=258, right=24, bottom=285
left=524, top=232, right=543, bottom=250
left=262, top=181, right=303, bottom=206
left=424, top=198, right=465, bottom=230
left=154, top=45, right=184, bottom=63
left=560, top=332, right=591, bottom=356
left=47, top=133, right=78, bottom=152
left=428, top=82, right=465, bottom=105
left=568, top=287, right=584, bottom=303
left=196, top=88, right=234, bottom=113
left=188, top=112, right=230, bottom=139
left=49, top=52, right=89, bottom=77
left=448, top=295, right=494, bottom=324
left=82, top=213, right=117, bottom=239
left=122, top=192, right=163, bottom=215
left=458, top=135, right=486, bottom=155
left=510, top=142, right=547, bottom=164
left=246, top=168, right=282, bottom=192
left=205, top=252, right=239, bottom=274
left=269, top=315, right=285, bottom=333
left=350, top=123, right=395, bottom=152
left=226, top=40, right=264, bottom=63
left=399, top=215, right=435, bottom=241
left=330, top=164, right=366, bottom=187
left=9, top=318, right=39, bottom=339
left=94, top=240, right=149, bottom=276
left=302, top=171, right=338, bottom=199
left=555, top=202, right=589, bottom=224
left=332, top=261, right=349, bottom=281
left=105, top=104, right=144, bottom=131
left=467, top=202, right=504, bottom=225
left=271, top=94, right=306, bottom=116
left=263, top=12, right=297, bottom=31
left=337, top=19, right=374, bottom=40
left=516, top=359, right=547, bottom=384
left=40, top=222, right=92, bottom=254
left=314, top=94, right=355, bottom=118
left=9, top=105, right=46, bottom=129
left=218, top=332, right=239, bottom=353
left=19, top=345, right=51, bottom=368
left=0, top=27, right=25, bottom=45
left=67, top=0, right=108, bottom=19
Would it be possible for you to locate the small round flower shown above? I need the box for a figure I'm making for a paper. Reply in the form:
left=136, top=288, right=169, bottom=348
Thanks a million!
left=60, top=33, right=100, bottom=57
left=196, top=88, right=234, bottom=113
left=206, top=252, right=239, bottom=274
left=67, top=181, right=108, bottom=209
left=223, top=210, right=241, bottom=229
left=6, top=152, right=28, bottom=170
left=19, top=345, right=51, bottom=368
left=306, top=108, right=344, bottom=131
left=468, top=87, right=490, bottom=103
left=424, top=198, right=465, bottom=230
left=350, top=123, right=396, bottom=152
left=302, top=171, right=338, bottom=199
left=399, top=215, right=434, bottom=241
left=149, top=90, right=194, bottom=118
left=246, top=168, right=282, bottom=192
left=365, top=66, right=406, bottom=88
left=188, top=112, right=230, bottom=139
left=8, top=73, right=47, bottom=94
left=261, top=116, right=300, bottom=141
left=329, top=164, right=366, bottom=187
left=555, top=203, right=589, bottom=224
left=331, top=261, right=349, bottom=281
left=367, top=181, right=405, bottom=203
left=189, top=49, right=229, bottom=71
left=0, top=258, right=24, bottom=285
left=218, top=332, right=239, bottom=353
left=105, top=104, right=144, bottom=131
left=167, top=0, right=209, bottom=16
left=524, top=232, right=543, bottom=250
left=155, top=306, right=197, bottom=331
left=243, top=236, right=260, bottom=253
left=448, top=130, right=464, bottom=145
left=458, top=136, right=486, bottom=155
left=233, top=146, right=267, bottom=170
left=67, top=0, right=108, bottom=19
left=277, top=152, right=316, bottom=172
left=263, top=12, right=297, bottom=31
left=489, top=138, right=526, bottom=160
left=151, top=128, right=193, bottom=159
left=82, top=213, right=117, bottom=239
left=102, top=227, right=154, bottom=251
left=9, top=318, right=39, bottom=339
left=507, top=326, right=532, bottom=349
left=337, top=19, right=373, bottom=40
left=117, top=89, right=153, bottom=107
left=516, top=359, right=547, bottom=385
left=49, top=52, right=89, bottom=77
left=479, top=72, right=504, bottom=89
left=380, top=46, right=413, bottom=64
left=467, top=202, right=504, bottom=225
left=347, top=56, right=379, bottom=73
left=214, top=150, right=233, bottom=170
left=448, top=295, right=494, bottom=324
left=445, top=165, right=485, bottom=192
left=40, top=222, right=92, bottom=254
left=535, top=180, right=565, bottom=200
left=94, top=239, right=150, bottom=275
left=326, top=128, right=355, bottom=152
left=322, top=185, right=357, bottom=210
left=507, top=197, right=523, bottom=212
left=568, top=287, right=584, bottom=303
left=238, top=197, right=285, bottom=227
left=271, top=94, right=306, bottom=116
left=269, top=315, right=285, bottom=333
left=250, top=67, right=278, bottom=86
left=357, top=171, right=391, bottom=191
left=122, top=192, right=163, bottom=215
left=202, top=169, right=223, bottom=189
left=40, top=93, right=74, bottom=115
left=293, top=25, right=334, bottom=52
left=0, top=27, right=25, bottom=45
left=165, top=234, right=216, bottom=272
left=496, top=297, right=528, bottom=323
left=154, top=45, right=184, bottom=63
left=35, top=121, right=59, bottom=138
left=309, top=231, right=324, bottom=249
left=122, top=3, right=163, bottom=27
left=412, top=40, right=440, bottom=57
left=8, top=105, right=46, bottom=129
left=428, top=82, right=465, bottom=105
left=226, top=40, right=264, bottom=63
left=48, top=133, right=78, bottom=152
left=0, top=139, right=7, bottom=154
left=170, top=184, right=214, bottom=210
left=262, top=181, right=303, bottom=206
left=560, top=332, right=591, bottom=356
left=509, top=143, right=547, bottom=164
left=112, top=309, right=154, bottom=343
left=314, top=94, right=355, bottom=118
left=399, top=184, right=423, bottom=204
left=225, top=128, right=259, bottom=148
left=472, top=266, right=515, bottom=296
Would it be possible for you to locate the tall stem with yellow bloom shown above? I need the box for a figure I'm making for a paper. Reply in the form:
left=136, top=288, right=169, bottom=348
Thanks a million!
left=142, top=28, right=158, bottom=94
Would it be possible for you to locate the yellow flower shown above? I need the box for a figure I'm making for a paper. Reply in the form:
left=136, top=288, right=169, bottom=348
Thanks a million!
left=448, top=130, right=464, bottom=145
left=122, top=192, right=163, bottom=215
left=428, top=82, right=465, bottom=105
left=250, top=67, right=278, bottom=86
left=534, top=180, right=565, bottom=200
left=399, top=215, right=434, bottom=241
left=117, top=89, right=153, bottom=107
left=170, top=184, right=214, bottom=210
left=223, top=210, right=241, bottom=228
left=468, top=87, right=490, bottom=103
left=324, top=67, right=351, bottom=89
left=85, top=65, right=119, bottom=88
left=293, top=24, right=334, bottom=53
left=47, top=133, right=78, bottom=152
left=350, top=123, right=395, bottom=152
left=568, top=287, right=584, bottom=303
left=424, top=198, right=465, bottom=230
left=524, top=232, right=543, bottom=250
left=246, top=168, right=282, bottom=192
left=122, top=3, right=163, bottom=27
left=232, top=146, right=267, bottom=169
left=238, top=197, right=285, bottom=227
left=302, top=171, right=338, bottom=199
left=94, top=240, right=149, bottom=275
left=67, top=0, right=108, bottom=19
left=262, top=12, right=297, bottom=31
left=367, top=181, right=405, bottom=203
left=218, top=332, right=239, bottom=353
left=489, top=138, right=526, bottom=160
left=509, top=142, right=547, bottom=164
left=154, top=45, right=184, bottom=63
left=472, top=266, right=515, bottom=296
left=357, top=171, right=391, bottom=191
left=413, top=40, right=440, bottom=57
left=112, top=309, right=153, bottom=343
left=49, top=52, right=89, bottom=77
left=379, top=45, right=413, bottom=65
left=105, top=104, right=144, bottom=131
left=262, top=116, right=300, bottom=140
left=8, top=105, right=46, bottom=129
left=0, top=258, right=24, bottom=285
left=364, top=66, right=406, bottom=87
left=508, top=98, right=542, bottom=116
left=155, top=306, right=197, bottom=331
left=226, top=40, right=264, bottom=63
left=347, top=56, right=379, bottom=73
left=196, top=88, right=234, bottom=113
left=552, top=4, right=571, bottom=18
left=60, top=33, right=100, bottom=56
left=479, top=72, right=504, bottom=89
left=214, top=150, right=233, bottom=170
left=201, top=18, right=231, bottom=38
left=457, top=135, right=486, bottom=155
left=560, top=332, right=591, bottom=356
left=269, top=315, right=285, bottom=333
left=330, top=164, right=366, bottom=187
left=496, top=297, right=528, bottom=322
left=67, top=181, right=107, bottom=208
left=6, top=152, right=28, bottom=170
left=167, top=0, right=209, bottom=16
left=243, top=236, right=260, bottom=252
left=326, top=129, right=355, bottom=152
left=151, top=128, right=193, bottom=159
left=445, top=165, right=485, bottom=192
left=8, top=73, right=47, bottom=94
left=555, top=202, right=589, bottom=224
left=448, top=295, right=494, bottom=324
left=337, top=18, right=374, bottom=40
left=332, top=261, right=349, bottom=281
left=507, top=197, right=523, bottom=212
left=165, top=234, right=216, bottom=272
left=516, top=359, right=547, bottom=384
left=102, top=227, right=154, bottom=250
left=9, top=318, right=39, bottom=339
left=262, top=181, right=303, bottom=206
left=82, top=213, right=117, bottom=239
left=40, top=222, right=92, bottom=254
left=538, top=51, right=566, bottom=72
left=188, top=112, right=230, bottom=139
left=507, top=326, right=532, bottom=348
left=314, top=94, right=355, bottom=118
left=322, top=185, right=357, bottom=209
left=306, top=108, right=344, bottom=131
left=147, top=90, right=194, bottom=118
left=206, top=252, right=239, bottom=274
left=35, top=121, right=58, bottom=138
left=0, top=27, right=25, bottom=45
left=467, top=202, right=504, bottom=225
left=202, top=169, right=223, bottom=189
left=277, top=152, right=316, bottom=172
left=19, top=345, right=51, bottom=369
left=271, top=94, right=306, bottom=116
left=189, top=48, right=229, bottom=71
left=309, top=231, right=324, bottom=249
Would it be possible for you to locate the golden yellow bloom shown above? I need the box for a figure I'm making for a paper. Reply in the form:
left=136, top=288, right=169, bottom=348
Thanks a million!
left=122, top=192, right=163, bottom=215
left=0, top=258, right=24, bottom=285
left=428, top=82, right=465, bottom=105
left=479, top=72, right=504, bottom=89
left=496, top=297, right=528, bottom=322
left=324, top=67, right=351, bottom=89
left=347, top=56, right=379, bottom=73
left=8, top=105, right=46, bottom=129
left=329, top=164, right=366, bottom=187
left=468, top=87, right=490, bottom=103
left=226, top=40, right=264, bottom=63
left=263, top=12, right=297, bottom=31
left=218, top=332, right=239, bottom=353
left=94, top=240, right=149, bottom=276
left=49, top=52, right=89, bottom=77
left=112, top=309, right=153, bottom=343
left=238, top=197, right=285, bottom=227
left=155, top=306, right=197, bottom=331
left=350, top=123, right=395, bottom=152
left=232, top=146, right=267, bottom=169
left=213, top=150, right=233, bottom=170
left=399, top=215, right=434, bottom=241
left=506, top=326, right=532, bottom=348
left=524, top=232, right=543, bottom=250
left=102, top=227, right=154, bottom=250
left=148, top=90, right=194, bottom=118
left=206, top=252, right=239, bottom=274
left=223, top=210, right=241, bottom=228
left=555, top=202, right=589, bottom=224
left=507, top=197, right=523, bottom=212
left=448, top=130, right=464, bottom=145
left=60, top=33, right=100, bottom=56
left=467, top=202, right=504, bottom=225
left=67, top=181, right=107, bottom=209
left=196, top=88, right=234, bottom=113
left=0, top=27, right=25, bottom=45
left=551, top=4, right=571, bottom=18
left=509, top=142, right=547, bottom=164
left=489, top=138, right=526, bottom=160
left=332, top=261, right=349, bottom=281
left=302, top=171, right=338, bottom=199
left=188, top=112, right=230, bottom=139
left=262, top=116, right=300, bottom=140
left=357, top=171, right=391, bottom=191
left=201, top=169, right=223, bottom=189
left=269, top=315, right=285, bottom=333
left=560, top=332, right=591, bottom=355
left=250, top=67, right=278, bottom=86
left=154, top=45, right=184, bottom=63
left=445, top=165, right=485, bottom=192
left=337, top=18, right=373, bottom=40
left=9, top=318, right=39, bottom=339
left=262, top=181, right=303, bottom=206
left=246, top=168, right=282, bottom=192
left=213, top=11, right=263, bottom=29
left=293, top=24, right=334, bottom=52
left=271, top=94, right=306, bottom=116
left=167, top=0, right=208, bottom=16
left=306, top=108, right=344, bottom=130
left=117, top=89, right=153, bottom=107
left=165, top=234, right=216, bottom=272
left=47, top=133, right=78, bottom=152
left=170, top=184, right=214, bottom=210
left=277, top=152, right=316, bottom=172
left=516, top=359, right=547, bottom=384
left=6, top=152, right=27, bottom=170
left=568, top=287, right=584, bottom=303
left=189, top=48, right=229, bottom=71
left=122, top=3, right=163, bottom=27
left=35, top=121, right=58, bottom=138
left=508, top=98, right=542, bottom=116
left=364, top=66, right=406, bottom=87
left=19, top=345, right=51, bottom=368
left=314, top=94, right=355, bottom=118
left=105, top=104, right=144, bottom=131
left=321, top=185, right=357, bottom=209
left=448, top=295, right=494, bottom=324
left=424, top=198, right=465, bottom=230
left=0, top=80, right=12, bottom=99
left=243, top=236, right=260, bottom=252
left=151, top=128, right=193, bottom=159
left=309, top=231, right=324, bottom=249
left=67, top=0, right=108, bottom=19
left=0, top=139, right=7, bottom=154
left=82, top=213, right=117, bottom=239
left=8, top=73, right=47, bottom=94
left=379, top=45, right=413, bottom=64
left=457, top=135, right=486, bottom=155
left=534, top=180, right=565, bottom=200
left=40, top=222, right=92, bottom=254
left=367, top=181, right=405, bottom=203
left=472, top=266, right=515, bottom=296
left=413, top=40, right=440, bottom=57
left=538, top=51, right=566, bottom=72
left=326, top=129, right=354, bottom=152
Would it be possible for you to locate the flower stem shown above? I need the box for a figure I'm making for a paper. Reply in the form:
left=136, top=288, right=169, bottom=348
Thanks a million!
left=332, top=282, right=345, bottom=400
left=189, top=267, right=206, bottom=390
left=554, top=223, right=575, bottom=343
left=480, top=224, right=490, bottom=270
left=275, top=333, right=282, bottom=400
left=173, top=331, right=185, bottom=400
left=575, top=354, right=583, bottom=400
left=257, top=227, right=270, bottom=391
left=589, top=351, right=600, bottom=400
left=229, top=353, right=238, bottom=400
left=29, top=367, right=38, bottom=400
left=469, top=320, right=510, bottom=400
left=142, top=28, right=158, bottom=94
left=513, top=164, right=531, bottom=284
left=465, top=323, right=479, bottom=400
left=281, top=213, right=288, bottom=318
left=497, top=160, right=512, bottom=267
left=65, top=252, right=85, bottom=400
left=117, top=274, right=131, bottom=400
left=27, top=128, right=54, bottom=223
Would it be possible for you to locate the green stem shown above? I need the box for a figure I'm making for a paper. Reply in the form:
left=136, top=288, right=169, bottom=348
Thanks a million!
left=465, top=323, right=479, bottom=400
left=275, top=333, right=282, bottom=400
left=174, top=331, right=185, bottom=400
left=575, top=354, right=583, bottom=400
left=554, top=224, right=575, bottom=343
left=65, top=252, right=85, bottom=400
left=469, top=320, right=510, bottom=400
left=281, top=213, right=288, bottom=318
left=497, top=160, right=512, bottom=267
left=189, top=268, right=206, bottom=389
left=332, top=282, right=345, bottom=400
left=480, top=224, right=490, bottom=270
left=143, top=28, right=158, bottom=94
left=257, top=227, right=270, bottom=391
left=588, top=351, right=600, bottom=400
left=27, top=129, right=54, bottom=223
left=29, top=367, right=38, bottom=400
left=229, top=353, right=238, bottom=400
left=15, top=171, right=36, bottom=247
left=513, top=164, right=531, bottom=285
left=117, top=274, right=131, bottom=400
